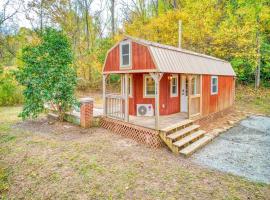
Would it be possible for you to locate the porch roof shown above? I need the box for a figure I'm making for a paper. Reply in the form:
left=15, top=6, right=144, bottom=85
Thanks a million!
left=107, top=36, right=236, bottom=76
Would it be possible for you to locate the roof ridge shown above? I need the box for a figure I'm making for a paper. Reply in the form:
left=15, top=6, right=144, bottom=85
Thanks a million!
left=124, top=35, right=228, bottom=63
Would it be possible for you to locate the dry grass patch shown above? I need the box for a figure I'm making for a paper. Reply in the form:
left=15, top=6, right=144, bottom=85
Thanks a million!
left=0, top=107, right=269, bottom=199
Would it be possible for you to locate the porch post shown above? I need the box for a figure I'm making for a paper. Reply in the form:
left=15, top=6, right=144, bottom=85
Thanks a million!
left=187, top=75, right=192, bottom=119
left=103, top=74, right=107, bottom=116
left=124, top=73, right=129, bottom=122
left=155, top=76, right=160, bottom=130
left=150, top=73, right=163, bottom=130
left=200, top=75, right=203, bottom=116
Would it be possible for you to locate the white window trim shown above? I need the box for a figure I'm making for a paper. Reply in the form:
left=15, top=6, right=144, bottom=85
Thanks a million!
left=170, top=74, right=178, bottom=97
left=120, top=41, right=132, bottom=69
left=143, top=74, right=156, bottom=98
left=211, top=76, right=218, bottom=95
left=121, top=75, right=133, bottom=97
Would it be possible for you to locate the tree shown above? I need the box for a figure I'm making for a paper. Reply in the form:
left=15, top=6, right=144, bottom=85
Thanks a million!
left=15, top=28, right=77, bottom=121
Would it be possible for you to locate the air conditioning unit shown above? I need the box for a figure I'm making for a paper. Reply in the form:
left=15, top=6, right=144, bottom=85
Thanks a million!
left=137, top=104, right=154, bottom=116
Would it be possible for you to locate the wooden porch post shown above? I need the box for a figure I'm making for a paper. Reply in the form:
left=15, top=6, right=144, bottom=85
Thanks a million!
left=155, top=76, right=160, bottom=130
left=187, top=75, right=192, bottom=119
left=103, top=74, right=108, bottom=116
left=200, top=75, right=203, bottom=116
left=150, top=73, right=163, bottom=130
left=124, top=73, right=129, bottom=122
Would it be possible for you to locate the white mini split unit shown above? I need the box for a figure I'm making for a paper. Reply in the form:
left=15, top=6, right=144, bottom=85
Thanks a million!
left=137, top=104, right=154, bottom=117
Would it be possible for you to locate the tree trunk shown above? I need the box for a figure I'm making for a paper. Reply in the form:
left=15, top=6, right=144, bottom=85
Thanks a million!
left=111, top=0, right=115, bottom=37
left=40, top=0, right=44, bottom=32
left=84, top=0, right=90, bottom=51
left=255, top=17, right=261, bottom=89
left=173, top=0, right=177, bottom=9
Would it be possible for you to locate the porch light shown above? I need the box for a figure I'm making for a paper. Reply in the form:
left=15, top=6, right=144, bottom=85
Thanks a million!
left=168, top=75, right=173, bottom=80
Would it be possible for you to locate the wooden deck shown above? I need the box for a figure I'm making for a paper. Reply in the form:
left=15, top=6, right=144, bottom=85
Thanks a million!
left=129, top=112, right=187, bottom=130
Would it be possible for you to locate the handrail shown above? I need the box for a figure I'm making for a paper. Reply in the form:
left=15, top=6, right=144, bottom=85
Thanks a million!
left=105, top=93, right=124, bottom=99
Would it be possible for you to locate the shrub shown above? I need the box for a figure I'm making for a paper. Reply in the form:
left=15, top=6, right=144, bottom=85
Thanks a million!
left=15, top=28, right=77, bottom=121
left=0, top=71, right=23, bottom=106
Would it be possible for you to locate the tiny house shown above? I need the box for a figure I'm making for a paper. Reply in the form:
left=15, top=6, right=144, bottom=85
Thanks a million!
left=102, top=36, right=235, bottom=128
left=101, top=36, right=236, bottom=155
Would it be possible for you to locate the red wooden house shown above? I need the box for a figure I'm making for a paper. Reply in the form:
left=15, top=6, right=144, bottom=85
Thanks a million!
left=101, top=36, right=236, bottom=155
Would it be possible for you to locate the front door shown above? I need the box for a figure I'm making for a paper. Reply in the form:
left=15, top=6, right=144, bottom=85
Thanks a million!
left=181, top=75, right=188, bottom=112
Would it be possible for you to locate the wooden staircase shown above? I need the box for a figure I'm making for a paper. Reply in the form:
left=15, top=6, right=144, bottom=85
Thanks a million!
left=159, top=119, right=214, bottom=157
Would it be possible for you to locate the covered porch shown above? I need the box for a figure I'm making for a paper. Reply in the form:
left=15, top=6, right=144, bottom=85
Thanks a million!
left=102, top=72, right=202, bottom=131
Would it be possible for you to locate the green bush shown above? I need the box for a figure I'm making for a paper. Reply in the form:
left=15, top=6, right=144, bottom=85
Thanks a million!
left=15, top=28, right=77, bottom=121
left=0, top=72, right=23, bottom=106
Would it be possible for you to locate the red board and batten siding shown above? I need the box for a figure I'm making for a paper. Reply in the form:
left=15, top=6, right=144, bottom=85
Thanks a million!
left=103, top=40, right=235, bottom=117
left=129, top=73, right=180, bottom=116
left=103, top=42, right=156, bottom=72
left=202, top=75, right=234, bottom=117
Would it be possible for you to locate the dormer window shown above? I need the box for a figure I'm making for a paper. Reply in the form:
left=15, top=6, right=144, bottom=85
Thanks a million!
left=120, top=41, right=131, bottom=68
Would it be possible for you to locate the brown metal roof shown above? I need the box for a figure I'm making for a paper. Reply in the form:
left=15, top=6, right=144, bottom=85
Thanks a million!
left=124, top=36, right=236, bottom=76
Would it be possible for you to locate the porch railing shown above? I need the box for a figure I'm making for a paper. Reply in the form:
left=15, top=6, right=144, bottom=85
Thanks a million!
left=105, top=93, right=125, bottom=120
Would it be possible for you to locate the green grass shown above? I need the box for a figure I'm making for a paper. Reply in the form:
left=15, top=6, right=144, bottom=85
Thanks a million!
left=236, top=85, right=270, bottom=115
left=0, top=162, right=10, bottom=198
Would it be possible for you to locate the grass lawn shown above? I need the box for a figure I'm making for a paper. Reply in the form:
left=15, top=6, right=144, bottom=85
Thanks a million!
left=0, top=86, right=270, bottom=199
left=236, top=85, right=270, bottom=115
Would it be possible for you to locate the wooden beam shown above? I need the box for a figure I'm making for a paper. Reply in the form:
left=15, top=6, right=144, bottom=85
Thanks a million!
left=103, top=74, right=108, bottom=116
left=124, top=73, right=129, bottom=122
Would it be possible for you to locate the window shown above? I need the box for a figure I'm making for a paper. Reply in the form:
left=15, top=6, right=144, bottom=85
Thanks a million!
left=191, top=75, right=200, bottom=95
left=121, top=75, right=132, bottom=97
left=170, top=75, right=178, bottom=97
left=120, top=41, right=131, bottom=67
left=144, top=75, right=156, bottom=97
left=211, top=76, right=218, bottom=95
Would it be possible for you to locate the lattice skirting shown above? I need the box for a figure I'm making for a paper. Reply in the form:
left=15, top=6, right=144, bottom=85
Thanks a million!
left=100, top=117, right=163, bottom=148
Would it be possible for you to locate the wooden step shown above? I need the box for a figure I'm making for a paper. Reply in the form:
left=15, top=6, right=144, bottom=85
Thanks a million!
left=180, top=134, right=214, bottom=157
left=161, top=119, right=193, bottom=133
left=173, top=130, right=206, bottom=148
left=167, top=125, right=200, bottom=140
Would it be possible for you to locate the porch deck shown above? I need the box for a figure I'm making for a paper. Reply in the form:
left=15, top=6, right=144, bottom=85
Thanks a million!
left=129, top=112, right=188, bottom=130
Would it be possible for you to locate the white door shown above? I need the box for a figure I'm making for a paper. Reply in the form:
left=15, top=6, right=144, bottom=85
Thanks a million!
left=181, top=75, right=188, bottom=112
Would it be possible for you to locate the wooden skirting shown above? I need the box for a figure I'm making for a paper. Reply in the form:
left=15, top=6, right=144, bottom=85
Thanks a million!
left=100, top=117, right=163, bottom=148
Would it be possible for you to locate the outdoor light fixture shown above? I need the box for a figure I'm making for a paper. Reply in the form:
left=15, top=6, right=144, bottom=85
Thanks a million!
left=168, top=75, right=173, bottom=80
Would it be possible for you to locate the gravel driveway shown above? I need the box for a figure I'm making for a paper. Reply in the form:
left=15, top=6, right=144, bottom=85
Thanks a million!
left=192, top=116, right=270, bottom=184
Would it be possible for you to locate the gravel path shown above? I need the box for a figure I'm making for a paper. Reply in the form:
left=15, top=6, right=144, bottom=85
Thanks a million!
left=192, top=116, right=270, bottom=184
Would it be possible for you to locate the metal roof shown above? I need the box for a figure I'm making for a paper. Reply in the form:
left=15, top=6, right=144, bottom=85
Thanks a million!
left=124, top=36, right=236, bottom=76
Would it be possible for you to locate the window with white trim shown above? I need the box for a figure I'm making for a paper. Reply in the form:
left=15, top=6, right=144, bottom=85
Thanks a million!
left=170, top=75, right=178, bottom=97
left=121, top=75, right=132, bottom=97
left=211, top=76, right=218, bottom=95
left=120, top=41, right=131, bottom=67
left=144, top=75, right=155, bottom=97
